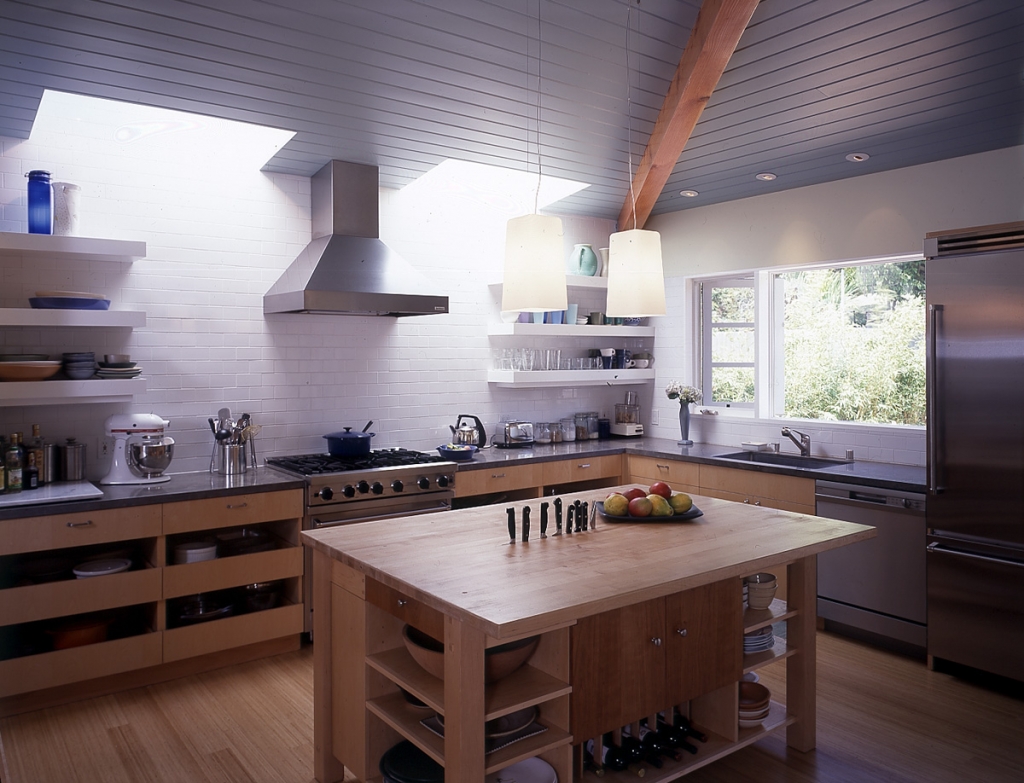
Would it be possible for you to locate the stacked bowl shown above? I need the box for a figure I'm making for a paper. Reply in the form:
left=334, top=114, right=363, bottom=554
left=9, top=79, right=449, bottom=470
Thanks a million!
left=744, top=572, right=778, bottom=609
left=96, top=354, right=141, bottom=380
left=738, top=681, right=772, bottom=728
left=62, top=352, right=96, bottom=380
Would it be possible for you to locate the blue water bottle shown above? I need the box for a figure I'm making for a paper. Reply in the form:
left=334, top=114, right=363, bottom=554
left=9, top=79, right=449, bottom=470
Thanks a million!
left=26, top=170, right=53, bottom=234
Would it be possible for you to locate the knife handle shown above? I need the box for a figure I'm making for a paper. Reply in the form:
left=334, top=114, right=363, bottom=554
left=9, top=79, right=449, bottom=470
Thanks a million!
left=554, top=497, right=563, bottom=532
left=574, top=501, right=583, bottom=532
left=540, top=502, right=548, bottom=538
left=581, top=501, right=589, bottom=530
left=566, top=505, right=574, bottom=534
left=506, top=507, right=516, bottom=544
left=522, top=506, right=531, bottom=542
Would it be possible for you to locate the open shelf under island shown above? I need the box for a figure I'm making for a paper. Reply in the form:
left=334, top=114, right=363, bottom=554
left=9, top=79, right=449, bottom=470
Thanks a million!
left=302, top=485, right=874, bottom=783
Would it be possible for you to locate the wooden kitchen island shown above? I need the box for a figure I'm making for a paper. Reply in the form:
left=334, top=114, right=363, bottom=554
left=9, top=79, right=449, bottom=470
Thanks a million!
left=301, top=486, right=874, bottom=783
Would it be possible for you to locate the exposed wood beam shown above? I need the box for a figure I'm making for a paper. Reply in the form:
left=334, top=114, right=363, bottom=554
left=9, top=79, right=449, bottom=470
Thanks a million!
left=618, top=0, right=760, bottom=230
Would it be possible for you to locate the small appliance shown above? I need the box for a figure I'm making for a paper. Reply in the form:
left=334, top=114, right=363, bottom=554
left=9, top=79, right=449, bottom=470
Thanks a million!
left=610, top=392, right=644, bottom=437
left=450, top=414, right=486, bottom=448
left=492, top=420, right=534, bottom=448
left=100, top=413, right=174, bottom=485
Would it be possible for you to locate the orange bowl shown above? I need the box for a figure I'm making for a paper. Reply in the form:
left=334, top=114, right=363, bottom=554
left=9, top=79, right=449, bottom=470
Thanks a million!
left=402, top=625, right=539, bottom=683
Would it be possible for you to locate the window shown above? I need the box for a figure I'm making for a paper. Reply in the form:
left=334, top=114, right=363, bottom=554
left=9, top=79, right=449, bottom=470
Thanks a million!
left=700, top=276, right=755, bottom=408
left=698, top=255, right=926, bottom=426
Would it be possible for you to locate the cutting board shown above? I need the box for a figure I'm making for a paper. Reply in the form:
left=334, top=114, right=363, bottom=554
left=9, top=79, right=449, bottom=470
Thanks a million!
left=0, top=481, right=104, bottom=508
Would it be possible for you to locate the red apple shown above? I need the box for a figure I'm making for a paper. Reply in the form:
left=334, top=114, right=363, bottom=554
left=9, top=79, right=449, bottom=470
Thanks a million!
left=623, top=487, right=647, bottom=502
left=649, top=481, right=672, bottom=499
left=628, top=496, right=653, bottom=517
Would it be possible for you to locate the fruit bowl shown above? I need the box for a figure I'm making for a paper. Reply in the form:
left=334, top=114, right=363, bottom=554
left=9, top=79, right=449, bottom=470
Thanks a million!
left=437, top=443, right=478, bottom=461
left=596, top=499, right=703, bottom=523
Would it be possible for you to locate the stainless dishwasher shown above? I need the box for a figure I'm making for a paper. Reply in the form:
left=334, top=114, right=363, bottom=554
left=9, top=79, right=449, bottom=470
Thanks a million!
left=815, top=480, right=927, bottom=649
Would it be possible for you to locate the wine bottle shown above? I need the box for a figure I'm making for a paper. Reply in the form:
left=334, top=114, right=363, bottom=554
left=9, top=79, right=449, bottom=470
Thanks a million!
left=582, top=743, right=606, bottom=776
left=675, top=714, right=709, bottom=744
left=25, top=450, right=39, bottom=490
left=585, top=738, right=627, bottom=773
left=639, top=722, right=684, bottom=761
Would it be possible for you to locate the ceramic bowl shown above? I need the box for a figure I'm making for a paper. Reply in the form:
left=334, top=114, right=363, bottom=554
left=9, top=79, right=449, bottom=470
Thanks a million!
left=402, top=625, right=539, bottom=683
left=438, top=444, right=477, bottom=461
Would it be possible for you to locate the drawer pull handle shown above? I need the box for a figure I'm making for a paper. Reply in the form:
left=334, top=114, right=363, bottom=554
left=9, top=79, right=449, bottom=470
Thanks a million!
left=226, top=502, right=249, bottom=509
left=578, top=463, right=591, bottom=469
left=492, top=473, right=506, bottom=479
left=66, top=520, right=94, bottom=528
left=676, top=628, right=687, bottom=637
left=651, top=636, right=662, bottom=646
left=656, top=464, right=670, bottom=470
left=754, top=500, right=761, bottom=506
left=397, top=599, right=408, bottom=607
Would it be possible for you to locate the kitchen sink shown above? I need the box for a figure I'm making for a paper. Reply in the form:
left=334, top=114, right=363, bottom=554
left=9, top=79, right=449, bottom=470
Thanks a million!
left=713, top=451, right=849, bottom=470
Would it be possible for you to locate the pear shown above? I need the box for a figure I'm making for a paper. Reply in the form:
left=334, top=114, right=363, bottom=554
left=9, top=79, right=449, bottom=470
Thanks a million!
left=648, top=494, right=674, bottom=516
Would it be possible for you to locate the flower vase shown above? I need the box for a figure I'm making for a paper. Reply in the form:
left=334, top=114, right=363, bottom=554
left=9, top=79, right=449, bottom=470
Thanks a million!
left=678, top=404, right=693, bottom=446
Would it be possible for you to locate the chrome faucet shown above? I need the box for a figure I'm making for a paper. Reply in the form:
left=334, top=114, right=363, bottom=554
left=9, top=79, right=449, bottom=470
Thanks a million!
left=781, top=427, right=811, bottom=457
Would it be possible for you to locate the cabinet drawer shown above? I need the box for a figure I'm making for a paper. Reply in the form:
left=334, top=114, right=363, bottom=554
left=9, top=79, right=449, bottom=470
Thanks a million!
left=0, top=632, right=162, bottom=698
left=628, top=455, right=700, bottom=489
left=163, top=602, right=303, bottom=662
left=163, top=547, right=303, bottom=599
left=702, top=487, right=814, bottom=515
left=0, top=568, right=162, bottom=627
left=699, top=465, right=814, bottom=507
left=0, top=505, right=162, bottom=556
left=560, top=454, right=622, bottom=484
left=162, top=489, right=303, bottom=535
left=454, top=463, right=539, bottom=498
left=366, top=577, right=445, bottom=641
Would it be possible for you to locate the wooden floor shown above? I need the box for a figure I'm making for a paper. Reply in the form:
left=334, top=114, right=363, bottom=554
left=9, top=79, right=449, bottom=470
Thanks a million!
left=1, top=631, right=1022, bottom=783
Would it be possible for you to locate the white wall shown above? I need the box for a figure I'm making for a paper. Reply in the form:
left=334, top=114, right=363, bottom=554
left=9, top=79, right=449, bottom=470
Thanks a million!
left=642, top=145, right=1024, bottom=465
left=0, top=129, right=648, bottom=479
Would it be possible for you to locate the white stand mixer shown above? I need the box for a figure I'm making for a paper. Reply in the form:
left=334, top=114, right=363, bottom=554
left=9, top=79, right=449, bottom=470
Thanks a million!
left=100, top=413, right=174, bottom=485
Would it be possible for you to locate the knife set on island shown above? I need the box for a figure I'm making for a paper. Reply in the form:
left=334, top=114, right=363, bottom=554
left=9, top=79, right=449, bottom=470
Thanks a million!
left=506, top=497, right=597, bottom=543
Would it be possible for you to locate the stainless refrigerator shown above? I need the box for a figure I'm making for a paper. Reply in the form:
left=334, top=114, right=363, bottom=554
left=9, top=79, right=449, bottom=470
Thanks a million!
left=925, top=222, right=1024, bottom=681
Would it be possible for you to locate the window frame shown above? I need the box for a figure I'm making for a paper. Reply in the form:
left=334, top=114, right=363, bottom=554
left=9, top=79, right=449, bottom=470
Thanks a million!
left=699, top=274, right=756, bottom=411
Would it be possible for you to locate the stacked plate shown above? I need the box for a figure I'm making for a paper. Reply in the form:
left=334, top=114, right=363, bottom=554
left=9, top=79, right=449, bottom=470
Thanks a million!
left=30, top=290, right=111, bottom=310
left=73, top=558, right=132, bottom=578
left=738, top=681, right=772, bottom=728
left=62, top=352, right=96, bottom=380
left=96, top=359, right=141, bottom=379
left=173, top=540, right=218, bottom=564
left=743, top=625, right=775, bottom=654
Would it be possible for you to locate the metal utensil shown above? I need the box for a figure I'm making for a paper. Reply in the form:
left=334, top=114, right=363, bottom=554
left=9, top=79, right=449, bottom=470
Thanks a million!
left=361, top=420, right=373, bottom=433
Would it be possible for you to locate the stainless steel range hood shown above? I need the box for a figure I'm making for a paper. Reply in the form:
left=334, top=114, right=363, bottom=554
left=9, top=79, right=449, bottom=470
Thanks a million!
left=264, top=160, right=449, bottom=317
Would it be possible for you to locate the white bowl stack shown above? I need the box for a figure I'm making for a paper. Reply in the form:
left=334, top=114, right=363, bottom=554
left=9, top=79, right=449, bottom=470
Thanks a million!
left=744, top=572, right=778, bottom=610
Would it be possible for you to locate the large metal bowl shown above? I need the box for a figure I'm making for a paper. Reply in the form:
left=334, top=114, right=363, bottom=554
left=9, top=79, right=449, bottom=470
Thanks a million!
left=128, top=435, right=175, bottom=477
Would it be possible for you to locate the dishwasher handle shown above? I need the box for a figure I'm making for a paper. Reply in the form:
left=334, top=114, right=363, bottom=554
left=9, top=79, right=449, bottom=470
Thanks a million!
left=815, top=481, right=926, bottom=514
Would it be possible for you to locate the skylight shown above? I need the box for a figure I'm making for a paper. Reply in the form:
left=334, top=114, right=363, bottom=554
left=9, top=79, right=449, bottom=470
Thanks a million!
left=31, top=91, right=295, bottom=170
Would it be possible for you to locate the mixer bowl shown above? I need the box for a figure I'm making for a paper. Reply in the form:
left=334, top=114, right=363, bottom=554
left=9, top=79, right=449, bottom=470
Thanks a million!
left=128, top=436, right=175, bottom=477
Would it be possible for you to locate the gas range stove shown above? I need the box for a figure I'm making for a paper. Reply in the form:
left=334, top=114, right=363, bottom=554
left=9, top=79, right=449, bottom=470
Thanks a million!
left=266, top=448, right=457, bottom=509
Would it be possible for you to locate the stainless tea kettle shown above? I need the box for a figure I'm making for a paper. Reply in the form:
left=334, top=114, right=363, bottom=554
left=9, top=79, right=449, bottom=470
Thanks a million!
left=450, top=415, right=486, bottom=448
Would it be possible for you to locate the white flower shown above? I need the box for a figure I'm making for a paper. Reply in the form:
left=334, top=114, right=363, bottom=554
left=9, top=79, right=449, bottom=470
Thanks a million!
left=666, top=382, right=702, bottom=405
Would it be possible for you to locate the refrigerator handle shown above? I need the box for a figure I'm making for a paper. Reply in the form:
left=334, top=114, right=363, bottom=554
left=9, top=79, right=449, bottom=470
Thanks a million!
left=927, top=542, right=1024, bottom=568
left=927, top=304, right=944, bottom=494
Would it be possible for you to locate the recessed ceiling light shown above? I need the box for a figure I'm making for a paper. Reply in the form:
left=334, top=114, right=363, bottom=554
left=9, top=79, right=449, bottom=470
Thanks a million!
left=679, top=189, right=699, bottom=198
left=755, top=172, right=776, bottom=181
left=846, top=152, right=870, bottom=163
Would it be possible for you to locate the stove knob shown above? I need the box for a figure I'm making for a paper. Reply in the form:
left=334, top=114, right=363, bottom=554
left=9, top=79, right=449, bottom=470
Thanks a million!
left=318, top=486, right=334, bottom=501
left=342, top=485, right=356, bottom=498
left=437, top=474, right=450, bottom=488
left=417, top=477, right=430, bottom=490
left=356, top=480, right=370, bottom=494
left=371, top=481, right=384, bottom=495
left=391, top=480, right=404, bottom=493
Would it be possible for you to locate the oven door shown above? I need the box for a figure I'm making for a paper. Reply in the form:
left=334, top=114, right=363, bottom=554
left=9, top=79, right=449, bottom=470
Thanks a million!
left=303, top=492, right=453, bottom=634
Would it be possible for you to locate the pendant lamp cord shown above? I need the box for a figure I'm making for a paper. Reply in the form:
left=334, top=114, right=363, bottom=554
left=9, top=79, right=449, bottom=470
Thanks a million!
left=532, top=0, right=542, bottom=215
left=626, top=0, right=638, bottom=230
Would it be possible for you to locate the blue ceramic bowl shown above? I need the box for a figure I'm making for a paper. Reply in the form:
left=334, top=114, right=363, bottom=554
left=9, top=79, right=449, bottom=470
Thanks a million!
left=437, top=444, right=478, bottom=461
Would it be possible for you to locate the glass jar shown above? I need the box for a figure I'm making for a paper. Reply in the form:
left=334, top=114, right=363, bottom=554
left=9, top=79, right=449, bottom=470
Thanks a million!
left=26, top=170, right=53, bottom=235
left=574, top=413, right=589, bottom=442
left=560, top=418, right=576, bottom=442
left=534, top=422, right=552, bottom=444
left=586, top=411, right=600, bottom=440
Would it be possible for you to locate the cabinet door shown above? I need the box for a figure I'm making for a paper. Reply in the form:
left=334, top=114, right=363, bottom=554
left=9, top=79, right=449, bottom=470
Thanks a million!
left=699, top=465, right=814, bottom=513
left=454, top=463, right=539, bottom=498
left=664, top=580, right=742, bottom=705
left=570, top=597, right=665, bottom=740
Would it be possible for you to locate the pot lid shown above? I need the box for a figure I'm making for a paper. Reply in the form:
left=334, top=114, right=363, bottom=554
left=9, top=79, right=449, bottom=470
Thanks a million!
left=324, top=427, right=375, bottom=439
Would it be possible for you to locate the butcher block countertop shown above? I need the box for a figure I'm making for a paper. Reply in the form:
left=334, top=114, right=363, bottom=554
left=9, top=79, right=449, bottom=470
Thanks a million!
left=301, top=484, right=874, bottom=640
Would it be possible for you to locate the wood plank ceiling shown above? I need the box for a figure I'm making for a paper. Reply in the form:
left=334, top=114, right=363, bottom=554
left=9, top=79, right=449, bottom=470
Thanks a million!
left=0, top=0, right=1021, bottom=223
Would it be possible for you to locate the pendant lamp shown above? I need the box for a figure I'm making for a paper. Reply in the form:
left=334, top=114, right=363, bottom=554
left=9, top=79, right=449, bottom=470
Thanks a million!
left=605, top=2, right=666, bottom=318
left=501, top=0, right=567, bottom=314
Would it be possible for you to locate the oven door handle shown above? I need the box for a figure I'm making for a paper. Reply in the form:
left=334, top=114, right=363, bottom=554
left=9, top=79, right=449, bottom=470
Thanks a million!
left=311, top=501, right=450, bottom=528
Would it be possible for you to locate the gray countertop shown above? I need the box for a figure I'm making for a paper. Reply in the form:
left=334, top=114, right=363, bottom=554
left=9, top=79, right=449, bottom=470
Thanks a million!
left=1, top=437, right=925, bottom=522
left=459, top=436, right=927, bottom=493
left=0, top=467, right=305, bottom=521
